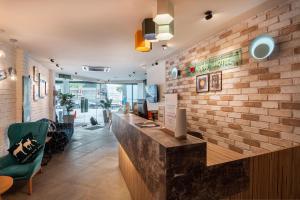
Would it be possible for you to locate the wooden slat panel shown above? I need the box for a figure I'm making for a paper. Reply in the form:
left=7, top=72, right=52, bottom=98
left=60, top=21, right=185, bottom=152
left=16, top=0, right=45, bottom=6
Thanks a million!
left=225, top=146, right=300, bottom=199
left=118, top=145, right=154, bottom=200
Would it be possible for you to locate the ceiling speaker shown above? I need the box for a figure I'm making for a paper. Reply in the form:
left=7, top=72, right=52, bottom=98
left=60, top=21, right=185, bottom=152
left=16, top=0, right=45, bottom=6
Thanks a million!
left=250, top=35, right=275, bottom=60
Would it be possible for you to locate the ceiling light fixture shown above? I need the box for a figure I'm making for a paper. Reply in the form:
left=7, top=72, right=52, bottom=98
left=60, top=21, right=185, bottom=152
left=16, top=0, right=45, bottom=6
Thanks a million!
left=0, top=50, right=6, bottom=58
left=162, top=44, right=168, bottom=50
left=142, top=18, right=158, bottom=42
left=154, top=0, right=174, bottom=25
left=0, top=70, right=7, bottom=81
left=135, top=30, right=152, bottom=52
left=205, top=10, right=213, bottom=20
left=8, top=67, right=17, bottom=81
left=56, top=64, right=60, bottom=68
left=50, top=58, right=55, bottom=63
left=156, top=22, right=174, bottom=41
left=82, top=65, right=111, bottom=72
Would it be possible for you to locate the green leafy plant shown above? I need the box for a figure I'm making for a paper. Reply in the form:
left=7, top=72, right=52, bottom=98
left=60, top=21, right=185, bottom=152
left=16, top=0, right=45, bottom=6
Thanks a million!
left=99, top=96, right=112, bottom=109
left=58, top=93, right=75, bottom=115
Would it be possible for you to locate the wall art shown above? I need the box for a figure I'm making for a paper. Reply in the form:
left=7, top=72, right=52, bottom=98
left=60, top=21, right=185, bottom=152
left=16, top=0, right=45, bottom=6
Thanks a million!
left=209, top=71, right=222, bottom=91
left=196, top=74, right=209, bottom=93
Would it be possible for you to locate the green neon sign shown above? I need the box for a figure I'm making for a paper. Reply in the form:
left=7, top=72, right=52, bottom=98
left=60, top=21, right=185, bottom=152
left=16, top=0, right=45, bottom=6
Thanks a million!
left=182, top=48, right=242, bottom=77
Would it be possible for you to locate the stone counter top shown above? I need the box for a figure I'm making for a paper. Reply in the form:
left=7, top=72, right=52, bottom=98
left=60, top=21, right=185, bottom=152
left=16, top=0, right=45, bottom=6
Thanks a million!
left=114, top=113, right=205, bottom=149
left=112, top=112, right=248, bottom=200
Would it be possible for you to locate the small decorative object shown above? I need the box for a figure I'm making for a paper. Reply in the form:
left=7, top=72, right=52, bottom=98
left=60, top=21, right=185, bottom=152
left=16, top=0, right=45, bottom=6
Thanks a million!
left=0, top=69, right=7, bottom=81
left=154, top=0, right=174, bottom=25
left=142, top=18, right=157, bottom=42
left=171, top=67, right=178, bottom=80
left=135, top=30, right=152, bottom=52
left=156, top=22, right=174, bottom=41
left=196, top=74, right=209, bottom=93
left=175, top=108, right=187, bottom=140
left=189, top=66, right=195, bottom=73
left=33, top=66, right=39, bottom=82
left=209, top=71, right=222, bottom=91
left=90, top=117, right=98, bottom=126
left=250, top=34, right=275, bottom=60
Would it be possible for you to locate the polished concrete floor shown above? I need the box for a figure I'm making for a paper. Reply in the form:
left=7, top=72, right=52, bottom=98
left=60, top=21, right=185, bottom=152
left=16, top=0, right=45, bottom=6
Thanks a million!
left=3, top=127, right=132, bottom=200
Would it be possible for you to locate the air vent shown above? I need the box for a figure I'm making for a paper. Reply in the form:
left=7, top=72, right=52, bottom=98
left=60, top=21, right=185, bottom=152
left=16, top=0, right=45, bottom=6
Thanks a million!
left=82, top=65, right=111, bottom=72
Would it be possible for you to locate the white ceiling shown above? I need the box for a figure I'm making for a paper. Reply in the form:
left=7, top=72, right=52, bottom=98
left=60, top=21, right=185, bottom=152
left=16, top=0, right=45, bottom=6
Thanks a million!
left=0, top=0, right=271, bottom=81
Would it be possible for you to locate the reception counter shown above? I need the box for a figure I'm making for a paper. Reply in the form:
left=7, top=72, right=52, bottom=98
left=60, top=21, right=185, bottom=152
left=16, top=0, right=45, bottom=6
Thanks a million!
left=112, top=113, right=300, bottom=200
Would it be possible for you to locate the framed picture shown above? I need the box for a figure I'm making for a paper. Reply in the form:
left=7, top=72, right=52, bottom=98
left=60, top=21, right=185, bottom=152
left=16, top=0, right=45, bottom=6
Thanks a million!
left=22, top=76, right=31, bottom=122
left=40, top=79, right=46, bottom=98
left=33, top=66, right=39, bottom=82
left=209, top=71, right=222, bottom=91
left=196, top=74, right=209, bottom=93
left=45, top=81, right=48, bottom=96
left=38, top=73, right=41, bottom=98
left=33, top=84, right=39, bottom=101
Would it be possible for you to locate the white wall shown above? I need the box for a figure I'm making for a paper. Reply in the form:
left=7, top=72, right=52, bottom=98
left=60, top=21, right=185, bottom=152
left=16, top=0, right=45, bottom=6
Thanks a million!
left=146, top=60, right=166, bottom=110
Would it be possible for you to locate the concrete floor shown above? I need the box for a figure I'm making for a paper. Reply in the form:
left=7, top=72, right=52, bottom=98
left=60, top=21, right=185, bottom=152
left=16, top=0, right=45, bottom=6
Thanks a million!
left=3, top=127, right=132, bottom=200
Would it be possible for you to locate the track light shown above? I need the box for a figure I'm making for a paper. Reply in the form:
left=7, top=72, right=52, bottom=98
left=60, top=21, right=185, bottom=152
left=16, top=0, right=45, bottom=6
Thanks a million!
left=162, top=44, right=168, bottom=50
left=205, top=10, right=213, bottom=20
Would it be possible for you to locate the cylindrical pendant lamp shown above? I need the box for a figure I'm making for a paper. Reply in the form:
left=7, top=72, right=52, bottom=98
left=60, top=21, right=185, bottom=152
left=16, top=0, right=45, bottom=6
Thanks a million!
left=135, top=30, right=152, bottom=52
left=156, top=21, right=174, bottom=41
left=153, top=0, right=174, bottom=25
left=142, top=18, right=158, bottom=42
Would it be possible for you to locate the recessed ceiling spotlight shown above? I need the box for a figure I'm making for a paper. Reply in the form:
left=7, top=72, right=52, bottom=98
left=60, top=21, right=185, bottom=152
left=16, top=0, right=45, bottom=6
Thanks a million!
left=205, top=10, right=213, bottom=20
left=162, top=44, right=168, bottom=50
left=56, top=64, right=60, bottom=68
left=50, top=58, right=55, bottom=63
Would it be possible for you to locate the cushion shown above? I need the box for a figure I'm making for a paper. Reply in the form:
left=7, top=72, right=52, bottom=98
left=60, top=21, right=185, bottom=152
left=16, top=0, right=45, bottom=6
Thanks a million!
left=8, top=133, right=43, bottom=164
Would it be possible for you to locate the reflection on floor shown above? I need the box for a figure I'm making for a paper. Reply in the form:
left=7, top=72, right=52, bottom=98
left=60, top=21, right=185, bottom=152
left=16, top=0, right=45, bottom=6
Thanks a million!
left=4, top=127, right=131, bottom=200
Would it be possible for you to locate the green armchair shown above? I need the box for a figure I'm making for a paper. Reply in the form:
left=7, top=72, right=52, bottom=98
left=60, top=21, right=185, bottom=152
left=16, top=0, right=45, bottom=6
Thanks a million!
left=0, top=121, right=48, bottom=195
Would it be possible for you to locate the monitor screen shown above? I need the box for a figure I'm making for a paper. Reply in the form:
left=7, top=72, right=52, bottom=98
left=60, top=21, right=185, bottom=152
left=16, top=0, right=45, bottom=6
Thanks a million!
left=137, top=99, right=148, bottom=119
left=145, top=85, right=158, bottom=103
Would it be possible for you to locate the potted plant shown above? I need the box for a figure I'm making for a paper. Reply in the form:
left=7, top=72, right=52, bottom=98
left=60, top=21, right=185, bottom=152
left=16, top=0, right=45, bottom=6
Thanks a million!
left=58, top=93, right=75, bottom=123
left=99, top=96, right=112, bottom=123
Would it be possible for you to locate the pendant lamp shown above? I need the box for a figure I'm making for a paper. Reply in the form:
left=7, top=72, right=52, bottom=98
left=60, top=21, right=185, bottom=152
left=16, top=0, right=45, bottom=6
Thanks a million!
left=142, top=18, right=158, bottom=42
left=153, top=0, right=174, bottom=25
left=156, top=22, right=174, bottom=41
left=135, top=30, right=152, bottom=52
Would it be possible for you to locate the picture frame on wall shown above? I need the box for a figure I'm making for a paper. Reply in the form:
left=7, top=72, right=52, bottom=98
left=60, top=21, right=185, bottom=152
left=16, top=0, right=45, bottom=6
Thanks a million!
left=45, top=81, right=48, bottom=96
left=33, top=84, right=39, bottom=101
left=196, top=74, right=209, bottom=93
left=22, top=76, right=31, bottom=122
left=33, top=66, right=39, bottom=82
left=40, top=79, right=46, bottom=98
left=209, top=71, right=222, bottom=91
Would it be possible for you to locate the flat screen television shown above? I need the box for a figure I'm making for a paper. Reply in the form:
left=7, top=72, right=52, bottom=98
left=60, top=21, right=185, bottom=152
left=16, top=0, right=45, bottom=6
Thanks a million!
left=137, top=99, right=148, bottom=119
left=145, top=84, right=158, bottom=103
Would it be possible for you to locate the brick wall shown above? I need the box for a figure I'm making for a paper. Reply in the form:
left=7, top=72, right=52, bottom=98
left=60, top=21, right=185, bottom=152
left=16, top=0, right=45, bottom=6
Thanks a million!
left=0, top=41, right=54, bottom=156
left=0, top=42, right=16, bottom=155
left=165, top=0, right=300, bottom=155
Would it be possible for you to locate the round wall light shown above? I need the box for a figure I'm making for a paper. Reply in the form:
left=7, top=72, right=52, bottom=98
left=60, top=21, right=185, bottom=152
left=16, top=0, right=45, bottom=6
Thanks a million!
left=249, top=35, right=275, bottom=60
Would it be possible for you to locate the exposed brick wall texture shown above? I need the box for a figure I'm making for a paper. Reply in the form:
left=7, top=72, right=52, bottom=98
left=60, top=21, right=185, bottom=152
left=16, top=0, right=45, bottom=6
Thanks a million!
left=165, top=0, right=300, bottom=155
left=0, top=42, right=53, bottom=156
